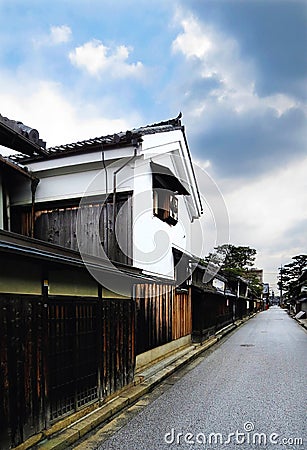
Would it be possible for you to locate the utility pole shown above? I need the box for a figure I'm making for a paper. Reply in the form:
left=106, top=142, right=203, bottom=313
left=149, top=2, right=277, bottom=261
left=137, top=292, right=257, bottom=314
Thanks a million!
left=279, top=265, right=283, bottom=306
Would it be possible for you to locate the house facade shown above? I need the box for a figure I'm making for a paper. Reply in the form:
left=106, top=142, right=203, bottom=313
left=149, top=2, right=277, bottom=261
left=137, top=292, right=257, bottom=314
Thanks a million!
left=0, top=114, right=204, bottom=448
left=9, top=116, right=202, bottom=282
left=297, top=270, right=307, bottom=314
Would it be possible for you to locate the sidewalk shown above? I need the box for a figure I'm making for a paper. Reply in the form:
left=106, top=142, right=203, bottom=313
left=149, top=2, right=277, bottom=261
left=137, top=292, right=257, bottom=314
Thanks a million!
left=17, top=316, right=254, bottom=450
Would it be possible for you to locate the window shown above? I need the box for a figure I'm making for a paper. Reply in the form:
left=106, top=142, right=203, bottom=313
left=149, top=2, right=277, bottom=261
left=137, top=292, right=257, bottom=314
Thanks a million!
left=153, top=188, right=178, bottom=226
left=151, top=161, right=189, bottom=226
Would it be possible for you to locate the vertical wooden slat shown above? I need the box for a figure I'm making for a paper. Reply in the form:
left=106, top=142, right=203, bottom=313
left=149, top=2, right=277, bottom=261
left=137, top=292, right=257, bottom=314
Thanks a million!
left=0, top=295, right=46, bottom=448
left=0, top=297, right=10, bottom=448
left=134, top=282, right=194, bottom=355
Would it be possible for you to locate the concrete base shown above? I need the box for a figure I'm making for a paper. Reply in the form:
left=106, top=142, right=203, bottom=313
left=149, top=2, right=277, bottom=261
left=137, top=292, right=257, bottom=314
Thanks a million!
left=135, top=335, right=191, bottom=372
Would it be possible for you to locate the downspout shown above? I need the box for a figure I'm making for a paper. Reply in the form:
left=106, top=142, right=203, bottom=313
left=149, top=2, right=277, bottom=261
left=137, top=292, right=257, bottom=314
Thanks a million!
left=112, top=146, right=138, bottom=245
left=31, top=178, right=40, bottom=238
left=6, top=192, right=11, bottom=232
left=0, top=174, right=3, bottom=230
left=101, top=150, right=109, bottom=256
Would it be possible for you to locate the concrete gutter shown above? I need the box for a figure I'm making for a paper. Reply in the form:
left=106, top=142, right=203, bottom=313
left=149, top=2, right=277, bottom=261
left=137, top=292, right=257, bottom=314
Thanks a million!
left=288, top=310, right=307, bottom=331
left=14, top=314, right=255, bottom=450
left=294, top=317, right=307, bottom=330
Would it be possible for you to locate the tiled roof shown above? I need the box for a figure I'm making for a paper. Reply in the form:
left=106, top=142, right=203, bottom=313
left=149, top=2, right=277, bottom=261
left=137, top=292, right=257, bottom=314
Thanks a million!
left=0, top=114, right=47, bottom=157
left=8, top=114, right=183, bottom=163
left=0, top=154, right=36, bottom=179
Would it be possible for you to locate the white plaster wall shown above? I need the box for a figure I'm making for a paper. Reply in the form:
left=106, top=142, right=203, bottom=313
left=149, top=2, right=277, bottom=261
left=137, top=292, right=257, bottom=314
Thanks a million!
left=131, top=154, right=196, bottom=279
left=12, top=158, right=135, bottom=205
left=25, top=145, right=136, bottom=172
left=131, top=158, right=173, bottom=278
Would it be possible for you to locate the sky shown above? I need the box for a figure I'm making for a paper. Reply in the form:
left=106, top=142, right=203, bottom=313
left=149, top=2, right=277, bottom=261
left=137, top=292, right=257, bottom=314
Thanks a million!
left=0, top=0, right=306, bottom=291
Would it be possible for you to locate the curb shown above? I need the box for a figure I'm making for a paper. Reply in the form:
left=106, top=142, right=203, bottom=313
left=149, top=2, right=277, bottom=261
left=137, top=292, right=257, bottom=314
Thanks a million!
left=294, top=318, right=307, bottom=331
left=21, top=316, right=252, bottom=450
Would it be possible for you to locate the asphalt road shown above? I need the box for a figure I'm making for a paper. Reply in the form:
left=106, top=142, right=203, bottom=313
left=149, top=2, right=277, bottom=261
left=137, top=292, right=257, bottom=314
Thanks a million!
left=83, top=307, right=307, bottom=450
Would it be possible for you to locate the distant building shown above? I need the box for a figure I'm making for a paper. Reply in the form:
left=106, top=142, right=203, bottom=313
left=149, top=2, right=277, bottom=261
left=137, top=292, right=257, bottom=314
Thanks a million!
left=298, top=270, right=307, bottom=314
left=250, top=268, right=263, bottom=284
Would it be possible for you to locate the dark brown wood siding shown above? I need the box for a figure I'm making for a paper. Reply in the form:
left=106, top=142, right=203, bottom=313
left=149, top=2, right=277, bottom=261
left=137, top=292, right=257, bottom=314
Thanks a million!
left=135, top=284, right=191, bottom=355
left=191, top=288, right=235, bottom=342
left=172, top=289, right=192, bottom=340
left=47, top=297, right=99, bottom=421
left=17, top=194, right=133, bottom=265
left=101, top=298, right=135, bottom=397
left=0, top=293, right=135, bottom=449
left=0, top=294, right=46, bottom=448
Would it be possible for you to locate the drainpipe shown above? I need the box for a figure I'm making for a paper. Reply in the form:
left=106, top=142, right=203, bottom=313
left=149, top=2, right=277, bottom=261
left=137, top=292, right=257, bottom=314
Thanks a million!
left=101, top=150, right=109, bottom=255
left=31, top=178, right=40, bottom=238
left=0, top=174, right=3, bottom=230
left=6, top=192, right=11, bottom=232
left=112, top=146, right=138, bottom=246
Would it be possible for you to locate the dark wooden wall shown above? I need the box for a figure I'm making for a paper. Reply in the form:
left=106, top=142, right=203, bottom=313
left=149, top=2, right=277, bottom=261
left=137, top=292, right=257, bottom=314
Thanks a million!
left=135, top=284, right=191, bottom=355
left=0, top=294, right=135, bottom=449
left=0, top=294, right=46, bottom=448
left=192, top=289, right=235, bottom=342
left=17, top=194, right=133, bottom=265
left=172, top=290, right=192, bottom=340
left=235, top=297, right=248, bottom=320
left=101, top=298, right=135, bottom=397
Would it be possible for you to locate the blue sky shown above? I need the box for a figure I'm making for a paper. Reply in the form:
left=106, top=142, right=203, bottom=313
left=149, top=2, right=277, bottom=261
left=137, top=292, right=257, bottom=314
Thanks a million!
left=0, top=0, right=306, bottom=289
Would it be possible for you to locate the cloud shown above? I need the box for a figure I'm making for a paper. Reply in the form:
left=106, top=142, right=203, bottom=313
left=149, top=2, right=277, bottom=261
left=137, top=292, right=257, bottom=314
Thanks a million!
left=172, top=12, right=256, bottom=109
left=172, top=17, right=214, bottom=61
left=170, top=10, right=307, bottom=178
left=0, top=71, right=141, bottom=151
left=50, top=25, right=72, bottom=44
left=33, top=25, right=72, bottom=47
left=221, top=153, right=307, bottom=281
left=172, top=11, right=301, bottom=118
left=69, top=39, right=144, bottom=78
left=179, top=1, right=307, bottom=100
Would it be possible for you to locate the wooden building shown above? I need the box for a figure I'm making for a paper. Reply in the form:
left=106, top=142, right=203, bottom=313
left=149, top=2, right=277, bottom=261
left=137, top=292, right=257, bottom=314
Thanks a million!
left=191, top=264, right=257, bottom=342
left=0, top=114, right=203, bottom=448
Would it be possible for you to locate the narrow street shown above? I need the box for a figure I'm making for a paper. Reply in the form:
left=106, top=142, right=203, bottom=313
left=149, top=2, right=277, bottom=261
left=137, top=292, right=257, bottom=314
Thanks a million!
left=79, top=307, right=306, bottom=450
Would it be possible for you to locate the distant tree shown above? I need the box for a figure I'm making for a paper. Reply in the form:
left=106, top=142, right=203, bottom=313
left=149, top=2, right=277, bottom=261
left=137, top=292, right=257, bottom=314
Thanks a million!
left=204, top=244, right=262, bottom=296
left=278, top=254, right=307, bottom=301
left=205, top=244, right=256, bottom=275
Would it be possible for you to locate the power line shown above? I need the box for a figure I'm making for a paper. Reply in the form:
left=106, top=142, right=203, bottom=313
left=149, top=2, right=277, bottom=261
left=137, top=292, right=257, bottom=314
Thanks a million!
left=262, top=272, right=279, bottom=275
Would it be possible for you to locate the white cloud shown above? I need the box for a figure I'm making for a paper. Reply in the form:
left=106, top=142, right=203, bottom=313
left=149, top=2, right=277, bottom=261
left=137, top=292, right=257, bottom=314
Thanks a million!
left=50, top=25, right=72, bottom=44
left=33, top=25, right=72, bottom=47
left=172, top=11, right=299, bottom=119
left=220, top=156, right=307, bottom=288
left=69, top=39, right=144, bottom=78
left=173, top=18, right=213, bottom=60
left=0, top=72, right=141, bottom=150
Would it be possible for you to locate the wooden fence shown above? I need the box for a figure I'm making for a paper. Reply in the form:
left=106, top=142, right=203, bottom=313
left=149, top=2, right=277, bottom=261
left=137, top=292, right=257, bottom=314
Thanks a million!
left=192, top=289, right=234, bottom=342
left=0, top=295, right=46, bottom=448
left=135, top=284, right=192, bottom=355
left=0, top=294, right=135, bottom=449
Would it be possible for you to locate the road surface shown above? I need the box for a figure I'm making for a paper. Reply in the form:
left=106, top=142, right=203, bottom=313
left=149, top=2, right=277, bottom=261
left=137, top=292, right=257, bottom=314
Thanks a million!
left=77, top=307, right=307, bottom=449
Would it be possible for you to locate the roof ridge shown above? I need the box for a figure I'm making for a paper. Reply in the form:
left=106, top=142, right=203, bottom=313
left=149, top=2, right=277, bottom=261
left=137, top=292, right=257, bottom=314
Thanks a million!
left=46, top=113, right=183, bottom=152
left=9, top=113, right=183, bottom=162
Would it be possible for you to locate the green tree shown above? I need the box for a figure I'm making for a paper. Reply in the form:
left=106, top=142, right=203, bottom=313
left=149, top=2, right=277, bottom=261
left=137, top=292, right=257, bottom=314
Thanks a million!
left=204, top=244, right=262, bottom=297
left=278, top=254, right=307, bottom=302
left=205, top=244, right=256, bottom=275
